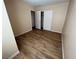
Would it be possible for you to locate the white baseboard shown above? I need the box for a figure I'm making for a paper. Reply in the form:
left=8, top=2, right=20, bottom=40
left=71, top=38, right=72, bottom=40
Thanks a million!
left=61, top=34, right=64, bottom=59
left=9, top=51, right=19, bottom=59
left=15, top=29, right=32, bottom=37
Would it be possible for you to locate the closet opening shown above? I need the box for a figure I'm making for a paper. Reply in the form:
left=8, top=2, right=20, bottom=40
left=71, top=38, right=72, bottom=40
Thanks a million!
left=41, top=11, right=44, bottom=30
left=31, top=11, right=35, bottom=29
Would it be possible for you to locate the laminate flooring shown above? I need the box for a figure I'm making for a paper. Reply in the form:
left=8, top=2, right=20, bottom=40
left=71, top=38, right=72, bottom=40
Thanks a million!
left=13, top=29, right=62, bottom=59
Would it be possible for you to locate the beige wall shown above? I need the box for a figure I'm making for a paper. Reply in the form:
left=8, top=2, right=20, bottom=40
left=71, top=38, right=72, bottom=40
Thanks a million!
left=3, top=2, right=19, bottom=59
left=62, top=0, right=76, bottom=59
left=4, top=0, right=35, bottom=36
left=4, top=0, right=69, bottom=35
left=35, top=2, right=69, bottom=33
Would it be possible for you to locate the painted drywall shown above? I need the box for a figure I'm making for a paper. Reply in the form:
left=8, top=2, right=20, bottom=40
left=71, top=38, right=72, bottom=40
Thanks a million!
left=23, top=0, right=69, bottom=7
left=2, top=2, right=19, bottom=59
left=4, top=0, right=35, bottom=36
left=35, top=2, right=69, bottom=33
left=62, top=0, right=76, bottom=59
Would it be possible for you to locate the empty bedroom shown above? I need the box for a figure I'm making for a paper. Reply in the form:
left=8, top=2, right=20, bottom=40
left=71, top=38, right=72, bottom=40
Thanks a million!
left=3, top=0, right=76, bottom=59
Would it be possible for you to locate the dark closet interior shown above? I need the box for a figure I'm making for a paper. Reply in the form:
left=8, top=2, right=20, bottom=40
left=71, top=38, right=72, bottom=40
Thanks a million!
left=41, top=11, right=44, bottom=30
left=31, top=11, right=35, bottom=28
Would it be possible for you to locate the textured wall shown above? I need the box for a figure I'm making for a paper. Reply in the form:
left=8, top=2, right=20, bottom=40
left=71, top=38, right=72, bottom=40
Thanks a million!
left=4, top=0, right=35, bottom=36
left=62, top=0, right=76, bottom=59
left=35, top=2, right=69, bottom=33
left=2, top=2, right=19, bottom=59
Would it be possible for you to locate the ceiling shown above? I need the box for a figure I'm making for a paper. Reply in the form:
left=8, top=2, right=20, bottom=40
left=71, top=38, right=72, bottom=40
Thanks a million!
left=23, top=0, right=69, bottom=7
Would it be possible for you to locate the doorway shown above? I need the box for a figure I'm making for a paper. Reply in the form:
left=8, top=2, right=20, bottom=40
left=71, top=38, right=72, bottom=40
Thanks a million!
left=41, top=11, right=44, bottom=30
left=31, top=11, right=35, bottom=29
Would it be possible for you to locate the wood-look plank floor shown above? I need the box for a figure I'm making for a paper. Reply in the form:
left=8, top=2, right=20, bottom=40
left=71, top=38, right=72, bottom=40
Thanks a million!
left=13, top=29, right=62, bottom=59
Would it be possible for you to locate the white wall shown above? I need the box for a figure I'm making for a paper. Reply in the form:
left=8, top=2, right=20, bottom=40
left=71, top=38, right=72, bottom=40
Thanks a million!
left=62, top=0, right=76, bottom=59
left=4, top=0, right=35, bottom=36
left=4, top=0, right=69, bottom=35
left=2, top=2, right=19, bottom=59
left=35, top=2, right=69, bottom=33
